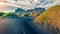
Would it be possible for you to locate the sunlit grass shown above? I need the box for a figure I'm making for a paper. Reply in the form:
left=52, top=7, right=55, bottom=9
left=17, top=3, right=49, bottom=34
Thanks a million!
left=0, top=12, right=18, bottom=19
left=35, top=5, right=60, bottom=31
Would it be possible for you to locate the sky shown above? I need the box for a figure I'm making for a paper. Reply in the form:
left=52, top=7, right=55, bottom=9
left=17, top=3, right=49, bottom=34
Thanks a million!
left=0, top=0, right=60, bottom=13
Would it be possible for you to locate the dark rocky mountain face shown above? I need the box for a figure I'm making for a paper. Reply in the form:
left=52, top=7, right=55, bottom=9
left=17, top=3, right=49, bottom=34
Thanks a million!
left=0, top=17, right=35, bottom=34
left=0, top=16, right=59, bottom=34
left=15, top=8, right=25, bottom=14
left=0, top=6, right=60, bottom=34
left=15, top=8, right=45, bottom=14
left=0, top=17, right=26, bottom=34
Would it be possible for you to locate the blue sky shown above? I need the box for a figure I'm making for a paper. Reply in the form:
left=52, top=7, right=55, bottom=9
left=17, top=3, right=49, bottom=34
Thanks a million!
left=0, top=0, right=60, bottom=13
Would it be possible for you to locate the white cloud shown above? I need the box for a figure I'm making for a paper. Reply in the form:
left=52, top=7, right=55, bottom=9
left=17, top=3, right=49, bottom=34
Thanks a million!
left=0, top=0, right=60, bottom=13
left=0, top=6, right=17, bottom=13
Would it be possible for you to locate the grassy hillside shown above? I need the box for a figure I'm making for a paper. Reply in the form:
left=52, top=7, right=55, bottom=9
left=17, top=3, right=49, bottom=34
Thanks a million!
left=0, top=12, right=18, bottom=19
left=0, top=6, right=60, bottom=34
left=0, top=12, right=6, bottom=16
left=35, top=5, right=60, bottom=31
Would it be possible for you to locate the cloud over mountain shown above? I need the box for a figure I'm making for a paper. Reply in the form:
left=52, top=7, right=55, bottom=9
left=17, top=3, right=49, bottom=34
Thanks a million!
left=0, top=0, right=60, bottom=10
left=0, top=0, right=60, bottom=13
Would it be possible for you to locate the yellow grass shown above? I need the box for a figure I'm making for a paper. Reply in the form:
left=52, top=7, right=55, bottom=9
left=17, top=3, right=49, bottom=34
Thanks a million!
left=35, top=5, right=60, bottom=30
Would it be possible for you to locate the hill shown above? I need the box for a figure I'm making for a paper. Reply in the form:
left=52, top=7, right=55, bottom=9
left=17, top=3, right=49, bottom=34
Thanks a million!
left=35, top=5, right=60, bottom=32
left=0, top=12, right=6, bottom=17
left=15, top=8, right=45, bottom=17
left=0, top=12, right=18, bottom=19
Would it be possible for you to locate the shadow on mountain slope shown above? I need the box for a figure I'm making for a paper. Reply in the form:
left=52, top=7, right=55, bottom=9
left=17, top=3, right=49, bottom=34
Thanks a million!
left=0, top=5, right=60, bottom=34
left=35, top=5, right=60, bottom=34
left=0, top=16, right=46, bottom=34
left=0, top=15, right=59, bottom=34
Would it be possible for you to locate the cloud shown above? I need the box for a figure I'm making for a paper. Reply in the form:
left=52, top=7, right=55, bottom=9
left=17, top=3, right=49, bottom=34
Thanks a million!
left=0, top=0, right=60, bottom=13
left=0, top=6, right=17, bottom=13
